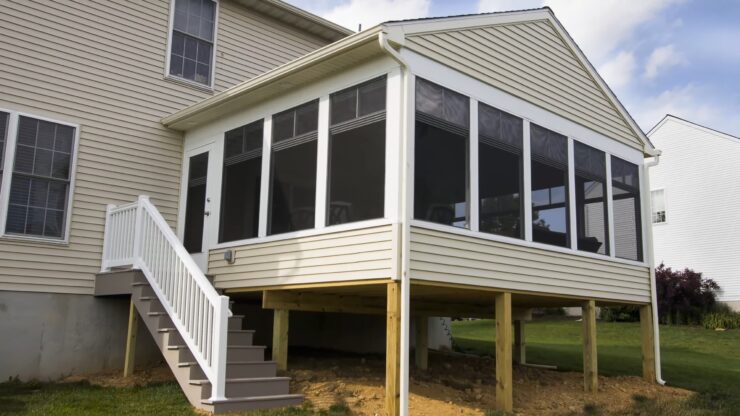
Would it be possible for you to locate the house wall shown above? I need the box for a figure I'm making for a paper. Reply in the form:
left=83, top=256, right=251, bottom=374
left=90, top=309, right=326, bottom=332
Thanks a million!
left=0, top=0, right=329, bottom=296
left=649, top=118, right=740, bottom=305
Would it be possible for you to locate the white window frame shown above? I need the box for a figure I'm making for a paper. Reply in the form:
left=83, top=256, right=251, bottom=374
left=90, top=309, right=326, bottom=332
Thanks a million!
left=164, top=0, right=220, bottom=91
left=651, top=188, right=667, bottom=225
left=403, top=49, right=648, bottom=267
left=0, top=108, right=80, bottom=245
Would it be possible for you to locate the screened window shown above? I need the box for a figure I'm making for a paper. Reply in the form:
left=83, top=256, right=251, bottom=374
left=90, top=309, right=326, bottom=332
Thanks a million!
left=611, top=156, right=643, bottom=261
left=478, top=103, right=523, bottom=239
left=530, top=124, right=569, bottom=247
left=574, top=142, right=608, bottom=254
left=268, top=101, right=319, bottom=235
left=219, top=120, right=262, bottom=243
left=183, top=152, right=208, bottom=253
left=169, top=0, right=216, bottom=86
left=328, top=77, right=386, bottom=226
left=6, top=116, right=75, bottom=239
left=0, top=112, right=8, bottom=190
left=414, top=78, right=469, bottom=228
left=651, top=189, right=666, bottom=224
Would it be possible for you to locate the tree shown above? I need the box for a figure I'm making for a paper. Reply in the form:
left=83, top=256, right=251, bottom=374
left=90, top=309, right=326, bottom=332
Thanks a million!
left=655, top=264, right=720, bottom=325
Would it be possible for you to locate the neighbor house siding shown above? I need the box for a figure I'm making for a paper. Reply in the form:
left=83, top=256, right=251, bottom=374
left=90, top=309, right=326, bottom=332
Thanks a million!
left=409, top=227, right=651, bottom=303
left=649, top=118, right=740, bottom=302
left=0, top=0, right=332, bottom=295
left=208, top=225, right=397, bottom=289
left=404, top=20, right=643, bottom=150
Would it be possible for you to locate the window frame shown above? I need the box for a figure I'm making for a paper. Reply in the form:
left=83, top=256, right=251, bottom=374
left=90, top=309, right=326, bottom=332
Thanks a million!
left=164, top=0, right=219, bottom=91
left=0, top=108, right=79, bottom=245
left=651, top=188, right=667, bottom=225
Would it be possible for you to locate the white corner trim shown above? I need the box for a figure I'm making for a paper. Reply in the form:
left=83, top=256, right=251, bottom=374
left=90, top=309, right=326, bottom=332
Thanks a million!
left=258, top=116, right=272, bottom=238
left=315, top=96, right=330, bottom=229
left=469, top=98, right=479, bottom=233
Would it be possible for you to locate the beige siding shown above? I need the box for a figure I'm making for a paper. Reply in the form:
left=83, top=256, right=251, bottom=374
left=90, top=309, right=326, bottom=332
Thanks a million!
left=409, top=227, right=651, bottom=303
left=404, top=20, right=643, bottom=150
left=0, top=0, right=331, bottom=295
left=209, top=225, right=397, bottom=289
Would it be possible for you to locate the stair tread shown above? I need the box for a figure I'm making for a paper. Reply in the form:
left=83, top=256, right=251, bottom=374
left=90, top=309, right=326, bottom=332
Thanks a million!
left=147, top=312, right=167, bottom=316
left=168, top=344, right=265, bottom=350
left=202, top=393, right=303, bottom=405
left=179, top=360, right=276, bottom=367
left=189, top=376, right=290, bottom=385
left=157, top=328, right=254, bottom=334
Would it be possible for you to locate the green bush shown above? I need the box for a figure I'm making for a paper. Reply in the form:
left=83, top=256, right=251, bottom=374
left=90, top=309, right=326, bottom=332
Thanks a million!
left=702, top=312, right=740, bottom=330
left=601, top=305, right=640, bottom=322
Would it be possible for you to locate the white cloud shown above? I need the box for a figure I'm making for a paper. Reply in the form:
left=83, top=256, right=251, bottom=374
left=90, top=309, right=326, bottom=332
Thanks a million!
left=598, top=51, right=637, bottom=90
left=644, top=44, right=685, bottom=79
left=320, top=0, right=431, bottom=31
left=627, top=84, right=720, bottom=132
left=477, top=0, right=541, bottom=13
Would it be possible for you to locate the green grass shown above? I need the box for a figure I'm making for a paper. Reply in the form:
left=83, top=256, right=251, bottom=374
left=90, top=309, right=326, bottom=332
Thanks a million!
left=452, top=319, right=740, bottom=415
left=0, top=379, right=351, bottom=416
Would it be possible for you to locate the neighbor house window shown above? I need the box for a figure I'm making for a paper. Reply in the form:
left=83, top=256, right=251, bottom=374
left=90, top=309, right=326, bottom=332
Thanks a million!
left=268, top=100, right=319, bottom=235
left=478, top=102, right=523, bottom=239
left=6, top=116, right=76, bottom=239
left=328, top=77, right=386, bottom=226
left=651, top=189, right=666, bottom=224
left=530, top=124, right=569, bottom=247
left=414, top=78, right=469, bottom=227
left=0, top=112, right=8, bottom=191
left=219, top=120, right=262, bottom=243
left=574, top=142, right=608, bottom=255
left=168, top=0, right=216, bottom=86
left=611, top=156, right=643, bottom=261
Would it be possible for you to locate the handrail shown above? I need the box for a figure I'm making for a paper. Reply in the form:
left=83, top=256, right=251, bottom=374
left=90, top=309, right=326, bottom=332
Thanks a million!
left=101, top=195, right=231, bottom=400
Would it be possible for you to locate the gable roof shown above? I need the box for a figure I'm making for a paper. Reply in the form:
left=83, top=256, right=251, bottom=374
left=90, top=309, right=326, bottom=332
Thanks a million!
left=164, top=8, right=655, bottom=154
left=237, top=0, right=353, bottom=42
left=648, top=115, right=740, bottom=144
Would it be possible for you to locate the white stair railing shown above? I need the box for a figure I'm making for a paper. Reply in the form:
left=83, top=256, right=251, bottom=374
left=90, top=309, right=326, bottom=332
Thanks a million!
left=101, top=195, right=230, bottom=401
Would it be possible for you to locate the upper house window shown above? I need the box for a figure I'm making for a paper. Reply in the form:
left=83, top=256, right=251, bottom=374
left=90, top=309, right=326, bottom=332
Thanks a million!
left=169, top=0, right=216, bottom=86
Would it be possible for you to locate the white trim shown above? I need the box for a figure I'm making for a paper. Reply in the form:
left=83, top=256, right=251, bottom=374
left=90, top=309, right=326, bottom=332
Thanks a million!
left=385, top=68, right=403, bottom=223
left=605, top=155, right=616, bottom=257
left=567, top=137, right=577, bottom=249
left=164, top=0, right=219, bottom=91
left=639, top=164, right=648, bottom=263
left=315, top=95, right=329, bottom=229
left=469, top=98, right=479, bottom=232
left=522, top=120, right=532, bottom=242
left=258, top=116, right=272, bottom=238
left=409, top=219, right=648, bottom=268
left=211, top=217, right=395, bottom=250
left=0, top=108, right=80, bottom=245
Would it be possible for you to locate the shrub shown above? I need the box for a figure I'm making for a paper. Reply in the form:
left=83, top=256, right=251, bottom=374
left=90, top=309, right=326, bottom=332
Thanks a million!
left=601, top=305, right=640, bottom=322
left=702, top=312, right=740, bottom=330
left=655, top=264, right=720, bottom=325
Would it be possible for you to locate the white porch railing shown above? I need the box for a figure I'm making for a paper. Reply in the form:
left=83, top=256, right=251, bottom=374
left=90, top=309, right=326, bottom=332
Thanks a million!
left=101, top=195, right=231, bottom=400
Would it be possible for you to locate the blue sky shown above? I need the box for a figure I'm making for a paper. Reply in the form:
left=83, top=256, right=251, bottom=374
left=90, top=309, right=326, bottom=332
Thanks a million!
left=287, top=0, right=740, bottom=137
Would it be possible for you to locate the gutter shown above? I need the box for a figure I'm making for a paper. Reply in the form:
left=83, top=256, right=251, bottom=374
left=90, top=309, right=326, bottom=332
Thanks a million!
left=379, top=31, right=412, bottom=416
left=643, top=150, right=665, bottom=385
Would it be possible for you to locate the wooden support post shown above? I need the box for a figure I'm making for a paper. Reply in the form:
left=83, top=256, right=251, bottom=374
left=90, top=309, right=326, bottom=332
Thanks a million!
left=272, top=309, right=289, bottom=371
left=385, top=281, right=401, bottom=416
left=582, top=300, right=598, bottom=393
left=414, top=316, right=428, bottom=371
left=514, top=320, right=526, bottom=365
left=495, top=292, right=513, bottom=413
left=640, top=305, right=656, bottom=382
left=123, top=298, right=138, bottom=377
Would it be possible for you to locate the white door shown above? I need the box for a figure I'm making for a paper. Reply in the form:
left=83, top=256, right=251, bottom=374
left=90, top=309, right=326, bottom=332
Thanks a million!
left=182, top=144, right=217, bottom=272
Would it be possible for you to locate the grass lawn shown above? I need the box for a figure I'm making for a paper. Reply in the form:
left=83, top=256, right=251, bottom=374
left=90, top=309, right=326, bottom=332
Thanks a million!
left=453, top=319, right=740, bottom=415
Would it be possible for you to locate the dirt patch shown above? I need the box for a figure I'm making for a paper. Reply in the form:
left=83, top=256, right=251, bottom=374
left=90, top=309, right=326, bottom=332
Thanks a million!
left=287, top=350, right=693, bottom=416
left=60, top=365, right=173, bottom=388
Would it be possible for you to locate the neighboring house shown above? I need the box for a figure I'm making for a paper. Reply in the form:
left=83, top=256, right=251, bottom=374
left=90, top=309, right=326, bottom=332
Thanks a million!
left=648, top=115, right=740, bottom=311
left=1, top=3, right=664, bottom=415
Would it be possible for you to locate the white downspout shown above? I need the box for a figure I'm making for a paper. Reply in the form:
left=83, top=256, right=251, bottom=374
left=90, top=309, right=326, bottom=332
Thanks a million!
left=380, top=31, right=412, bottom=416
left=643, top=149, right=665, bottom=385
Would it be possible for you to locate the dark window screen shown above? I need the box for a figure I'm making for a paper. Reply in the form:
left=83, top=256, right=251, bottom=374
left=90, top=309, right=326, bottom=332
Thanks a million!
left=530, top=124, right=569, bottom=247
left=0, top=112, right=8, bottom=192
left=611, top=156, right=643, bottom=261
left=183, top=152, right=208, bottom=253
left=574, top=142, right=608, bottom=255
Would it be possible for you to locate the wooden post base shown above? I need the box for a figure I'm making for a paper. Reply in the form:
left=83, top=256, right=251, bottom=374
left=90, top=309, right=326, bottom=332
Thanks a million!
left=582, top=300, right=598, bottom=393
left=272, top=309, right=289, bottom=371
left=640, top=305, right=656, bottom=382
left=495, top=292, right=513, bottom=412
left=123, top=298, right=138, bottom=377
left=385, top=282, right=401, bottom=416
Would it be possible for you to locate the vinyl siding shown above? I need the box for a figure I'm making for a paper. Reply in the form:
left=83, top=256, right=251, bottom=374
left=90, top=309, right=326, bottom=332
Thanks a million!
left=409, top=227, right=651, bottom=303
left=404, top=20, right=643, bottom=150
left=649, top=118, right=740, bottom=302
left=0, top=0, right=331, bottom=295
left=208, top=225, right=397, bottom=289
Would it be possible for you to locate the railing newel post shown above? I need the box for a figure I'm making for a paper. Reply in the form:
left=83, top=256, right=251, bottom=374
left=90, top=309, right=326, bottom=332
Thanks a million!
left=132, top=195, right=149, bottom=264
left=101, top=203, right=116, bottom=272
left=210, top=295, right=230, bottom=401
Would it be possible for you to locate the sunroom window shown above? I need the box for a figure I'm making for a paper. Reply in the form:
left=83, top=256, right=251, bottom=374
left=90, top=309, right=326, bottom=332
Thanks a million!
left=268, top=100, right=319, bottom=235
left=478, top=102, right=523, bottom=239
left=414, top=78, right=469, bottom=228
left=574, top=142, right=608, bottom=254
left=0, top=111, right=8, bottom=191
left=611, top=156, right=643, bottom=261
left=530, top=124, right=569, bottom=247
left=169, top=0, right=216, bottom=86
left=219, top=120, right=262, bottom=243
left=328, top=77, right=386, bottom=226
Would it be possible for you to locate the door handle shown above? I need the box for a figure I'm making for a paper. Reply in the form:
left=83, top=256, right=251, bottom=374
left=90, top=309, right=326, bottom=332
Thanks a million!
left=204, top=211, right=211, bottom=217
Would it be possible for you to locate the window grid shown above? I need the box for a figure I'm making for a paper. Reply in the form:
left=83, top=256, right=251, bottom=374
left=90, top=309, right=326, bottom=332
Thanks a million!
left=169, top=0, right=216, bottom=86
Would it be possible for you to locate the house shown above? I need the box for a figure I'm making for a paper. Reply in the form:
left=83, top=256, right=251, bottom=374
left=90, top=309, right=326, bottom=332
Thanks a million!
left=648, top=115, right=740, bottom=311
left=0, top=2, right=664, bottom=415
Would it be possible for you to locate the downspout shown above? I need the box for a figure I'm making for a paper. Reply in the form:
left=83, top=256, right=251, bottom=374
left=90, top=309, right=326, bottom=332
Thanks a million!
left=643, top=148, right=665, bottom=385
left=379, top=31, right=412, bottom=416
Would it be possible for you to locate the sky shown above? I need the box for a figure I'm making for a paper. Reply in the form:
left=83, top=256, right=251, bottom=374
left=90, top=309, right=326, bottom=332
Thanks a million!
left=286, top=0, right=740, bottom=137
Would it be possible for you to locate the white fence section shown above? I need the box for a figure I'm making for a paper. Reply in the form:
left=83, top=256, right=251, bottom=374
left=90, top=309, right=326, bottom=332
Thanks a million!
left=101, top=195, right=231, bottom=400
